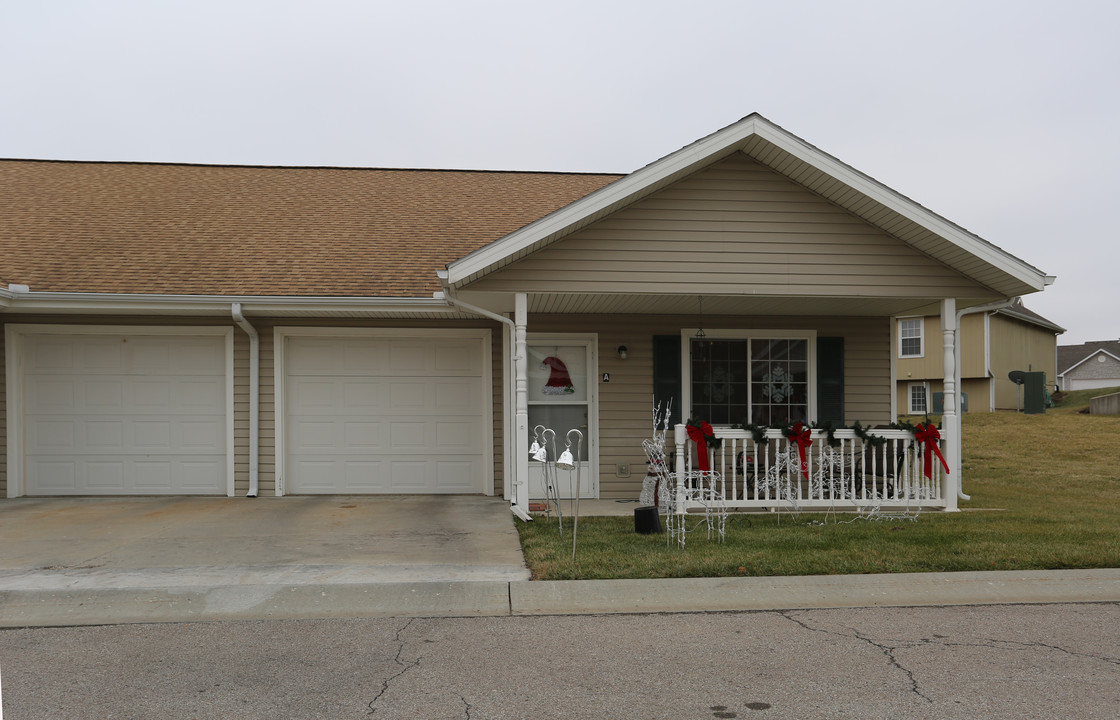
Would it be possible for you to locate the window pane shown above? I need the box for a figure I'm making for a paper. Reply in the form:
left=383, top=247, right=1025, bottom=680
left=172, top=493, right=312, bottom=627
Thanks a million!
left=910, top=385, right=927, bottom=413
left=750, top=338, right=809, bottom=425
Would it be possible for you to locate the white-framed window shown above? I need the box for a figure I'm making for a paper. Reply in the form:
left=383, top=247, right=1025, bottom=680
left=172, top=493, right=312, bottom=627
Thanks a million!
left=898, top=317, right=924, bottom=358
left=908, top=382, right=929, bottom=415
left=682, top=330, right=816, bottom=426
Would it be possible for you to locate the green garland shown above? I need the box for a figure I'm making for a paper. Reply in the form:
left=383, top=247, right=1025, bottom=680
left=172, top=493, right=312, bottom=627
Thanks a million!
left=684, top=418, right=723, bottom=451
left=851, top=420, right=887, bottom=448
left=736, top=418, right=934, bottom=449
left=738, top=420, right=769, bottom=445
left=811, top=420, right=841, bottom=447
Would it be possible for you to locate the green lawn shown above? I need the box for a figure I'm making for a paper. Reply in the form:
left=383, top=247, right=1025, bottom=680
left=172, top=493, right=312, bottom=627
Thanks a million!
left=516, top=387, right=1120, bottom=580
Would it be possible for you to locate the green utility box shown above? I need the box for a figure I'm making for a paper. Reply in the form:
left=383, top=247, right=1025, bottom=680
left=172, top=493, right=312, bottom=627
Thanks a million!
left=1023, top=371, right=1047, bottom=414
left=932, top=392, right=968, bottom=414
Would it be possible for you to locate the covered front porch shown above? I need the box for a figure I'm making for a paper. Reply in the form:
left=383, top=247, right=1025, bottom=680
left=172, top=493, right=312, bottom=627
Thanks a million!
left=437, top=115, right=1050, bottom=519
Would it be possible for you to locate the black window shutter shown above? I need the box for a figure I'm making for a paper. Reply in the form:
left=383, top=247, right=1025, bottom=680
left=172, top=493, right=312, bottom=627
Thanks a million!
left=816, top=337, right=845, bottom=424
left=652, top=335, right=682, bottom=427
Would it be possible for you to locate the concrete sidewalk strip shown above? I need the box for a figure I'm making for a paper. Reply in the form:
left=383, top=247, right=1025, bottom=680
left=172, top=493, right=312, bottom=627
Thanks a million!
left=0, top=581, right=513, bottom=627
left=509, top=568, right=1120, bottom=615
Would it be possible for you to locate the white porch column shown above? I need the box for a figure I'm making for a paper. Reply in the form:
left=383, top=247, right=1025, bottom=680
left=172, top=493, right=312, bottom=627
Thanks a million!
left=513, top=293, right=531, bottom=517
left=941, top=298, right=960, bottom=511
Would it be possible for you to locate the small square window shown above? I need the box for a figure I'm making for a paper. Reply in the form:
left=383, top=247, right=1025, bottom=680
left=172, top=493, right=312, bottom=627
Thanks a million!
left=899, top=318, right=923, bottom=358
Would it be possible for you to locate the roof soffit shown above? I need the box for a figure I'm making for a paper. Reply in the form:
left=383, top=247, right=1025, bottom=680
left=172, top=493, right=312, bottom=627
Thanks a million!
left=447, top=114, right=1050, bottom=298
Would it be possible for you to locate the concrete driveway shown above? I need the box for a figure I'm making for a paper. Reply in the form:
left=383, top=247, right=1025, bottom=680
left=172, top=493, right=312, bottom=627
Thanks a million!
left=0, top=495, right=530, bottom=625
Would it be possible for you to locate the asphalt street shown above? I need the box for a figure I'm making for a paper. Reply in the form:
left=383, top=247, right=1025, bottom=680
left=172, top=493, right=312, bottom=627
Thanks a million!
left=2, top=602, right=1118, bottom=719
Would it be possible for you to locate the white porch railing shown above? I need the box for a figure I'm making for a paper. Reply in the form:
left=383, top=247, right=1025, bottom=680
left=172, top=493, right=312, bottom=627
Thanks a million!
left=673, top=427, right=946, bottom=512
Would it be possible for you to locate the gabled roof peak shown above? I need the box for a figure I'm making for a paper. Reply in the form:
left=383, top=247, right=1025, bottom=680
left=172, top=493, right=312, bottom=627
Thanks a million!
left=446, top=113, right=1050, bottom=298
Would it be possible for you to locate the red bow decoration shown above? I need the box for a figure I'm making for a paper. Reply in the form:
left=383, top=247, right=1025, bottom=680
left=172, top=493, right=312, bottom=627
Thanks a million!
left=785, top=422, right=813, bottom=482
left=686, top=421, right=715, bottom=471
left=914, top=422, right=950, bottom=481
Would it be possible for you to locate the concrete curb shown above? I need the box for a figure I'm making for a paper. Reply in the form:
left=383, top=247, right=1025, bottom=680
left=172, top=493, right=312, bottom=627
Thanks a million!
left=3, top=569, right=1119, bottom=627
left=510, top=568, right=1120, bottom=615
left=0, top=581, right=512, bottom=627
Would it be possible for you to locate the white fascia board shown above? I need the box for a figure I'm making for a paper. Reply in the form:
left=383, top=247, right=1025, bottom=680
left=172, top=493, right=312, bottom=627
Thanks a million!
left=0, top=291, right=456, bottom=315
left=747, top=121, right=1048, bottom=292
left=446, top=115, right=767, bottom=286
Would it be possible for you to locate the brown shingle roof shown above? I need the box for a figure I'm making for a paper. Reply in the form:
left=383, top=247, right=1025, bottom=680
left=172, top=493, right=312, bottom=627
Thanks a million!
left=0, top=160, right=621, bottom=297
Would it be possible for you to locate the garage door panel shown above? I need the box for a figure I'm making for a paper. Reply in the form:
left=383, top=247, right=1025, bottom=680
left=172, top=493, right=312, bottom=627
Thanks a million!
left=436, top=460, right=483, bottom=492
left=27, top=416, right=224, bottom=454
left=85, top=381, right=124, bottom=409
left=26, top=455, right=226, bottom=495
left=284, top=334, right=488, bottom=494
left=21, top=333, right=229, bottom=496
left=342, top=421, right=383, bottom=449
left=32, top=461, right=77, bottom=492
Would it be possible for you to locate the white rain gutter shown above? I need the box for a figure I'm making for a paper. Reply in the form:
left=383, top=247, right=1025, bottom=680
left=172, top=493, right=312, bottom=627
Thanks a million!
left=435, top=272, right=533, bottom=522
left=953, top=297, right=1017, bottom=500
left=231, top=303, right=260, bottom=497
left=0, top=290, right=456, bottom=315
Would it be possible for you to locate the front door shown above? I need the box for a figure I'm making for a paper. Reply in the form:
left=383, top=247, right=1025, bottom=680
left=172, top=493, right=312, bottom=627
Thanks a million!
left=526, top=335, right=597, bottom=499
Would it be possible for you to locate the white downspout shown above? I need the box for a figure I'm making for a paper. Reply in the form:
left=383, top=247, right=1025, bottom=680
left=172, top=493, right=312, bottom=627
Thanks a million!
left=953, top=297, right=1016, bottom=501
left=437, top=276, right=532, bottom=521
left=231, top=303, right=259, bottom=497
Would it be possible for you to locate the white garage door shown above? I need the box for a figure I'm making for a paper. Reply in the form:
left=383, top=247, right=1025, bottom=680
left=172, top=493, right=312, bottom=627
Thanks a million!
left=1069, top=377, right=1120, bottom=392
left=21, top=332, right=229, bottom=495
left=283, top=332, right=490, bottom=494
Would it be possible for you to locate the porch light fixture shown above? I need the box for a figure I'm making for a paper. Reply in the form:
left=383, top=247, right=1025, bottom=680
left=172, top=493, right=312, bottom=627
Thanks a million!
left=617, top=345, right=628, bottom=360
left=695, top=295, right=706, bottom=339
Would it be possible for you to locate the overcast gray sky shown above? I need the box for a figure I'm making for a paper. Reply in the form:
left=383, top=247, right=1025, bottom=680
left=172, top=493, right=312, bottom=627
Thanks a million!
left=3, top=0, right=1116, bottom=344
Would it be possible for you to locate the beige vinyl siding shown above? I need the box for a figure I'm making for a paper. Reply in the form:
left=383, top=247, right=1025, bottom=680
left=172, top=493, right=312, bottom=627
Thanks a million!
left=959, top=314, right=987, bottom=379
left=528, top=314, right=890, bottom=499
left=897, top=314, right=987, bottom=382
left=896, top=377, right=992, bottom=415
left=989, top=315, right=1058, bottom=410
left=468, top=154, right=994, bottom=299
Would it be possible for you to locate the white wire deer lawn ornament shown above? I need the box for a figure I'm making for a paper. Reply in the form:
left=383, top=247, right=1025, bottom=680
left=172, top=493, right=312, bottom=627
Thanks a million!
left=641, top=399, right=726, bottom=549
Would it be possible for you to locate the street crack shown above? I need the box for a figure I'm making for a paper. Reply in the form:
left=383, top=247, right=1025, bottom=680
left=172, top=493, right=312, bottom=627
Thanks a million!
left=366, top=618, right=421, bottom=715
left=776, top=611, right=932, bottom=703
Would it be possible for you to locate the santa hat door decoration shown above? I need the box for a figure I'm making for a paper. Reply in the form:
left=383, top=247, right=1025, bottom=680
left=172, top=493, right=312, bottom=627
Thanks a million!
left=541, top=355, right=575, bottom=395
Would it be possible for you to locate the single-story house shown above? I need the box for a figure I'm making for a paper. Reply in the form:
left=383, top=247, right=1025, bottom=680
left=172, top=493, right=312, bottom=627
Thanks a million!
left=896, top=299, right=1064, bottom=414
left=1, top=114, right=1054, bottom=513
left=1057, top=340, right=1120, bottom=392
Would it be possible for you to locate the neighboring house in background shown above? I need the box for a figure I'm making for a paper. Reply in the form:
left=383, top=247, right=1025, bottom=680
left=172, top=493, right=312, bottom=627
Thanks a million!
left=1, top=114, right=1054, bottom=514
left=895, top=299, right=1064, bottom=414
left=1057, top=340, right=1120, bottom=391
